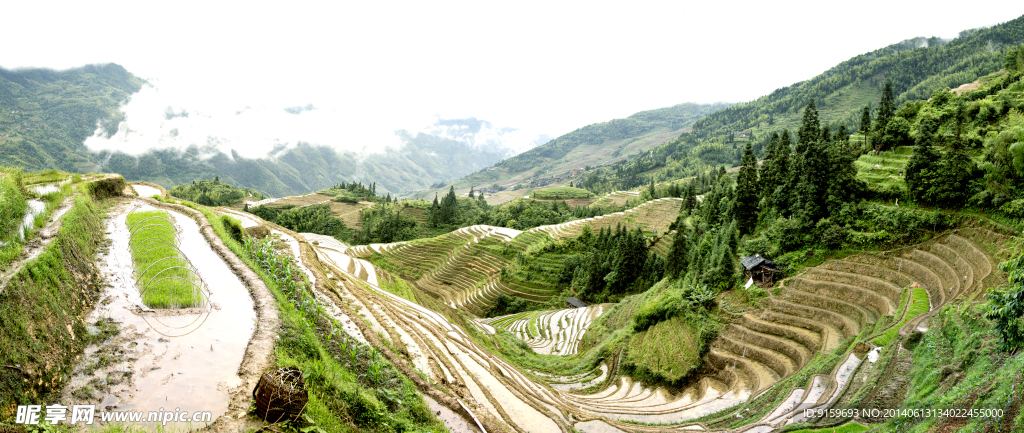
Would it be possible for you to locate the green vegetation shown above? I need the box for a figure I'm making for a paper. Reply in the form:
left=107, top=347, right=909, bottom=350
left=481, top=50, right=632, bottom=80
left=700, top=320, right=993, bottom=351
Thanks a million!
left=0, top=170, right=28, bottom=246
left=250, top=204, right=352, bottom=241
left=0, top=167, right=82, bottom=268
left=126, top=211, right=203, bottom=308
left=169, top=178, right=264, bottom=206
left=573, top=18, right=1024, bottom=194
left=787, top=423, right=868, bottom=433
left=0, top=192, right=107, bottom=412
left=531, top=186, right=594, bottom=200
left=871, top=287, right=929, bottom=346
left=625, top=316, right=705, bottom=383
left=872, top=305, right=1024, bottom=432
left=0, top=64, right=144, bottom=173
left=225, top=231, right=443, bottom=432
left=321, top=181, right=381, bottom=203
left=985, top=237, right=1024, bottom=351
left=488, top=103, right=732, bottom=174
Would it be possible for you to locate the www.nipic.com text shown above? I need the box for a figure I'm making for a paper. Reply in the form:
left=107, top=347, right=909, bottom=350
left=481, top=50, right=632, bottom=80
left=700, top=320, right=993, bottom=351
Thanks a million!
left=15, top=405, right=213, bottom=426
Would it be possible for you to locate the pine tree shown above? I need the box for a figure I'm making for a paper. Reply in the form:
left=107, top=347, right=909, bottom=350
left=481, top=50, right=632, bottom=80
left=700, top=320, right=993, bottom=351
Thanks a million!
left=875, top=80, right=896, bottom=138
left=664, top=226, right=692, bottom=279
left=468, top=186, right=474, bottom=199
left=758, top=132, right=779, bottom=198
left=734, top=142, right=759, bottom=235
left=794, top=101, right=831, bottom=222
left=860, top=106, right=872, bottom=135
left=905, top=141, right=940, bottom=201
left=826, top=137, right=863, bottom=212
left=797, top=99, right=820, bottom=153
left=243, top=203, right=249, bottom=212
left=834, top=124, right=849, bottom=143
left=429, top=193, right=441, bottom=227
left=774, top=129, right=797, bottom=217
left=438, top=186, right=458, bottom=226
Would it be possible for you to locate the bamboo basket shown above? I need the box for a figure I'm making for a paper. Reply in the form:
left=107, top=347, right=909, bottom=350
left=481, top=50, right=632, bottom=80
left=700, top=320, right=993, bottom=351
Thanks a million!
left=252, top=367, right=308, bottom=422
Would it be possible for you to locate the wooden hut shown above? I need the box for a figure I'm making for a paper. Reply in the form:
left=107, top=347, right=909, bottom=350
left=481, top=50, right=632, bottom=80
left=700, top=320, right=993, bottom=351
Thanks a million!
left=741, top=254, right=779, bottom=287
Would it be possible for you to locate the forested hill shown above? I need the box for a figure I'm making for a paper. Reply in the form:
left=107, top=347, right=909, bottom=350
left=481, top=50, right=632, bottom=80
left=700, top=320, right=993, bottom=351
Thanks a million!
left=497, top=102, right=732, bottom=173
left=431, top=102, right=732, bottom=199
left=690, top=14, right=1024, bottom=139
left=0, top=64, right=145, bottom=171
left=570, top=14, right=1024, bottom=194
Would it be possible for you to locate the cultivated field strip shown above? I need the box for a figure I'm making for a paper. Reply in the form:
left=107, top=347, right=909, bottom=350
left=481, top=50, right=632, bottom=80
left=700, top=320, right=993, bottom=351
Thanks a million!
left=527, top=198, right=683, bottom=240
left=477, top=305, right=605, bottom=355
left=225, top=190, right=1009, bottom=432
left=694, top=228, right=1006, bottom=424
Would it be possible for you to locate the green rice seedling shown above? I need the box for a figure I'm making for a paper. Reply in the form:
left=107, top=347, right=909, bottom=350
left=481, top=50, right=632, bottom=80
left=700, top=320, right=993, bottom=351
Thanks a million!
left=126, top=211, right=203, bottom=308
left=872, top=287, right=930, bottom=346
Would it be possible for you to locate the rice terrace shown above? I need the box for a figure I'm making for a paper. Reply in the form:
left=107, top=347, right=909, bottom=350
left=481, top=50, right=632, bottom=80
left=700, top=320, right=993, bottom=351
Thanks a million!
left=4, top=8, right=1024, bottom=433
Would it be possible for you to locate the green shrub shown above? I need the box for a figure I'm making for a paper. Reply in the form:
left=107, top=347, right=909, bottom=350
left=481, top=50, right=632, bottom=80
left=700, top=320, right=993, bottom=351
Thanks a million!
left=332, top=194, right=359, bottom=203
left=816, top=218, right=850, bottom=250
left=220, top=215, right=244, bottom=244
left=1000, top=198, right=1024, bottom=217
left=85, top=176, right=126, bottom=200
left=765, top=217, right=810, bottom=255
left=531, top=186, right=595, bottom=200
left=985, top=244, right=1024, bottom=351
left=0, top=176, right=28, bottom=242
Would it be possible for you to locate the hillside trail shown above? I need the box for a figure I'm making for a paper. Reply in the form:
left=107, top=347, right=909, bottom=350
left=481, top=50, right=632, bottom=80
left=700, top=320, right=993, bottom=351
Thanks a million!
left=59, top=198, right=261, bottom=430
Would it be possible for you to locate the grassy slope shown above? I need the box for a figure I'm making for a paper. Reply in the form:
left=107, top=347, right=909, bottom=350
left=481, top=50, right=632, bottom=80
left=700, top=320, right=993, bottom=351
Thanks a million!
left=626, top=316, right=701, bottom=382
left=0, top=183, right=111, bottom=415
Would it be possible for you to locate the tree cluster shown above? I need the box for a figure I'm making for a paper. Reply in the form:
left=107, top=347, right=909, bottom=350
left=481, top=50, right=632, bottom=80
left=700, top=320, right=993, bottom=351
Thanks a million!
left=562, top=225, right=664, bottom=303
left=250, top=204, right=351, bottom=240
left=169, top=178, right=264, bottom=206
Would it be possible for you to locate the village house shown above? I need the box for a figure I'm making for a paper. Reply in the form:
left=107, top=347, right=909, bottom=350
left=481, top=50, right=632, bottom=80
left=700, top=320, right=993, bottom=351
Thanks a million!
left=741, top=254, right=779, bottom=287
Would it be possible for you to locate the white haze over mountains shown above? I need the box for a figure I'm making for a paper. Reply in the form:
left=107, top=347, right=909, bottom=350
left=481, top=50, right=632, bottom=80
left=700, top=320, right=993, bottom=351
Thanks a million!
left=85, top=79, right=545, bottom=161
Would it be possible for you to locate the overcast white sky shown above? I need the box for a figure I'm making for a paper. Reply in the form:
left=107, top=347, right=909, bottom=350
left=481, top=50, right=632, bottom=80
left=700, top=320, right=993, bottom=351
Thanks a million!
left=3, top=1, right=1024, bottom=158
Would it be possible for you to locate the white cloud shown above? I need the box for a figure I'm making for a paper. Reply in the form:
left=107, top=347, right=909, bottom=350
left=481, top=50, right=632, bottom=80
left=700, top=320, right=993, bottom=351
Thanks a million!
left=4, top=1, right=1024, bottom=162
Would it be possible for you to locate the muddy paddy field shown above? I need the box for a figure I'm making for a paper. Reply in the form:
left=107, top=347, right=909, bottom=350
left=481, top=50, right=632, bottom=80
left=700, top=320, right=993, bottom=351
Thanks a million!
left=60, top=199, right=257, bottom=430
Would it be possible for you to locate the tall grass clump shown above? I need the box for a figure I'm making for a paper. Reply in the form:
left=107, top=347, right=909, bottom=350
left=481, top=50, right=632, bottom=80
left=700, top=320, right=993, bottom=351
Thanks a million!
left=0, top=194, right=105, bottom=411
left=126, top=211, right=203, bottom=308
left=0, top=173, right=29, bottom=265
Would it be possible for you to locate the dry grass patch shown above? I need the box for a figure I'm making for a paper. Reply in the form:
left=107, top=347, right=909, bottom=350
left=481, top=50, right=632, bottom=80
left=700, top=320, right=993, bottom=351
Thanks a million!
left=625, top=316, right=702, bottom=382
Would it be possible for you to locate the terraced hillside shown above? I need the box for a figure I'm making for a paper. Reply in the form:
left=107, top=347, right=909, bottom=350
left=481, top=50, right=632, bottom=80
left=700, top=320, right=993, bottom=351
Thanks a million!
left=209, top=188, right=1014, bottom=432
left=477, top=305, right=605, bottom=356
left=528, top=197, right=682, bottom=240
left=854, top=146, right=913, bottom=196
left=354, top=198, right=682, bottom=315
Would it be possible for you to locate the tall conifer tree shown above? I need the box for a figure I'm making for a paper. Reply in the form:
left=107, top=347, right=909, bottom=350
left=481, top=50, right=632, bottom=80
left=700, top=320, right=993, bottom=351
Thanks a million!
left=875, top=80, right=896, bottom=136
left=734, top=142, right=759, bottom=235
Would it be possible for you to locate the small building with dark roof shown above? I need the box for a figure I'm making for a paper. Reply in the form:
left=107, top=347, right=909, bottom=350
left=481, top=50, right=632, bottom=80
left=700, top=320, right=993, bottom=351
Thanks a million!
left=741, top=254, right=779, bottom=287
left=566, top=297, right=588, bottom=309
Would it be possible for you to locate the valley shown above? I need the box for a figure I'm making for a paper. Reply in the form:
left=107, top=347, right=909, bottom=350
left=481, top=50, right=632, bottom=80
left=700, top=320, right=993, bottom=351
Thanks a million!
left=4, top=12, right=1024, bottom=433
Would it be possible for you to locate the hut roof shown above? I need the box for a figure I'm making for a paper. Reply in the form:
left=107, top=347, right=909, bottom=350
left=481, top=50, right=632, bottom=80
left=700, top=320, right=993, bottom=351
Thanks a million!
left=566, top=297, right=588, bottom=308
left=741, top=255, right=776, bottom=271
